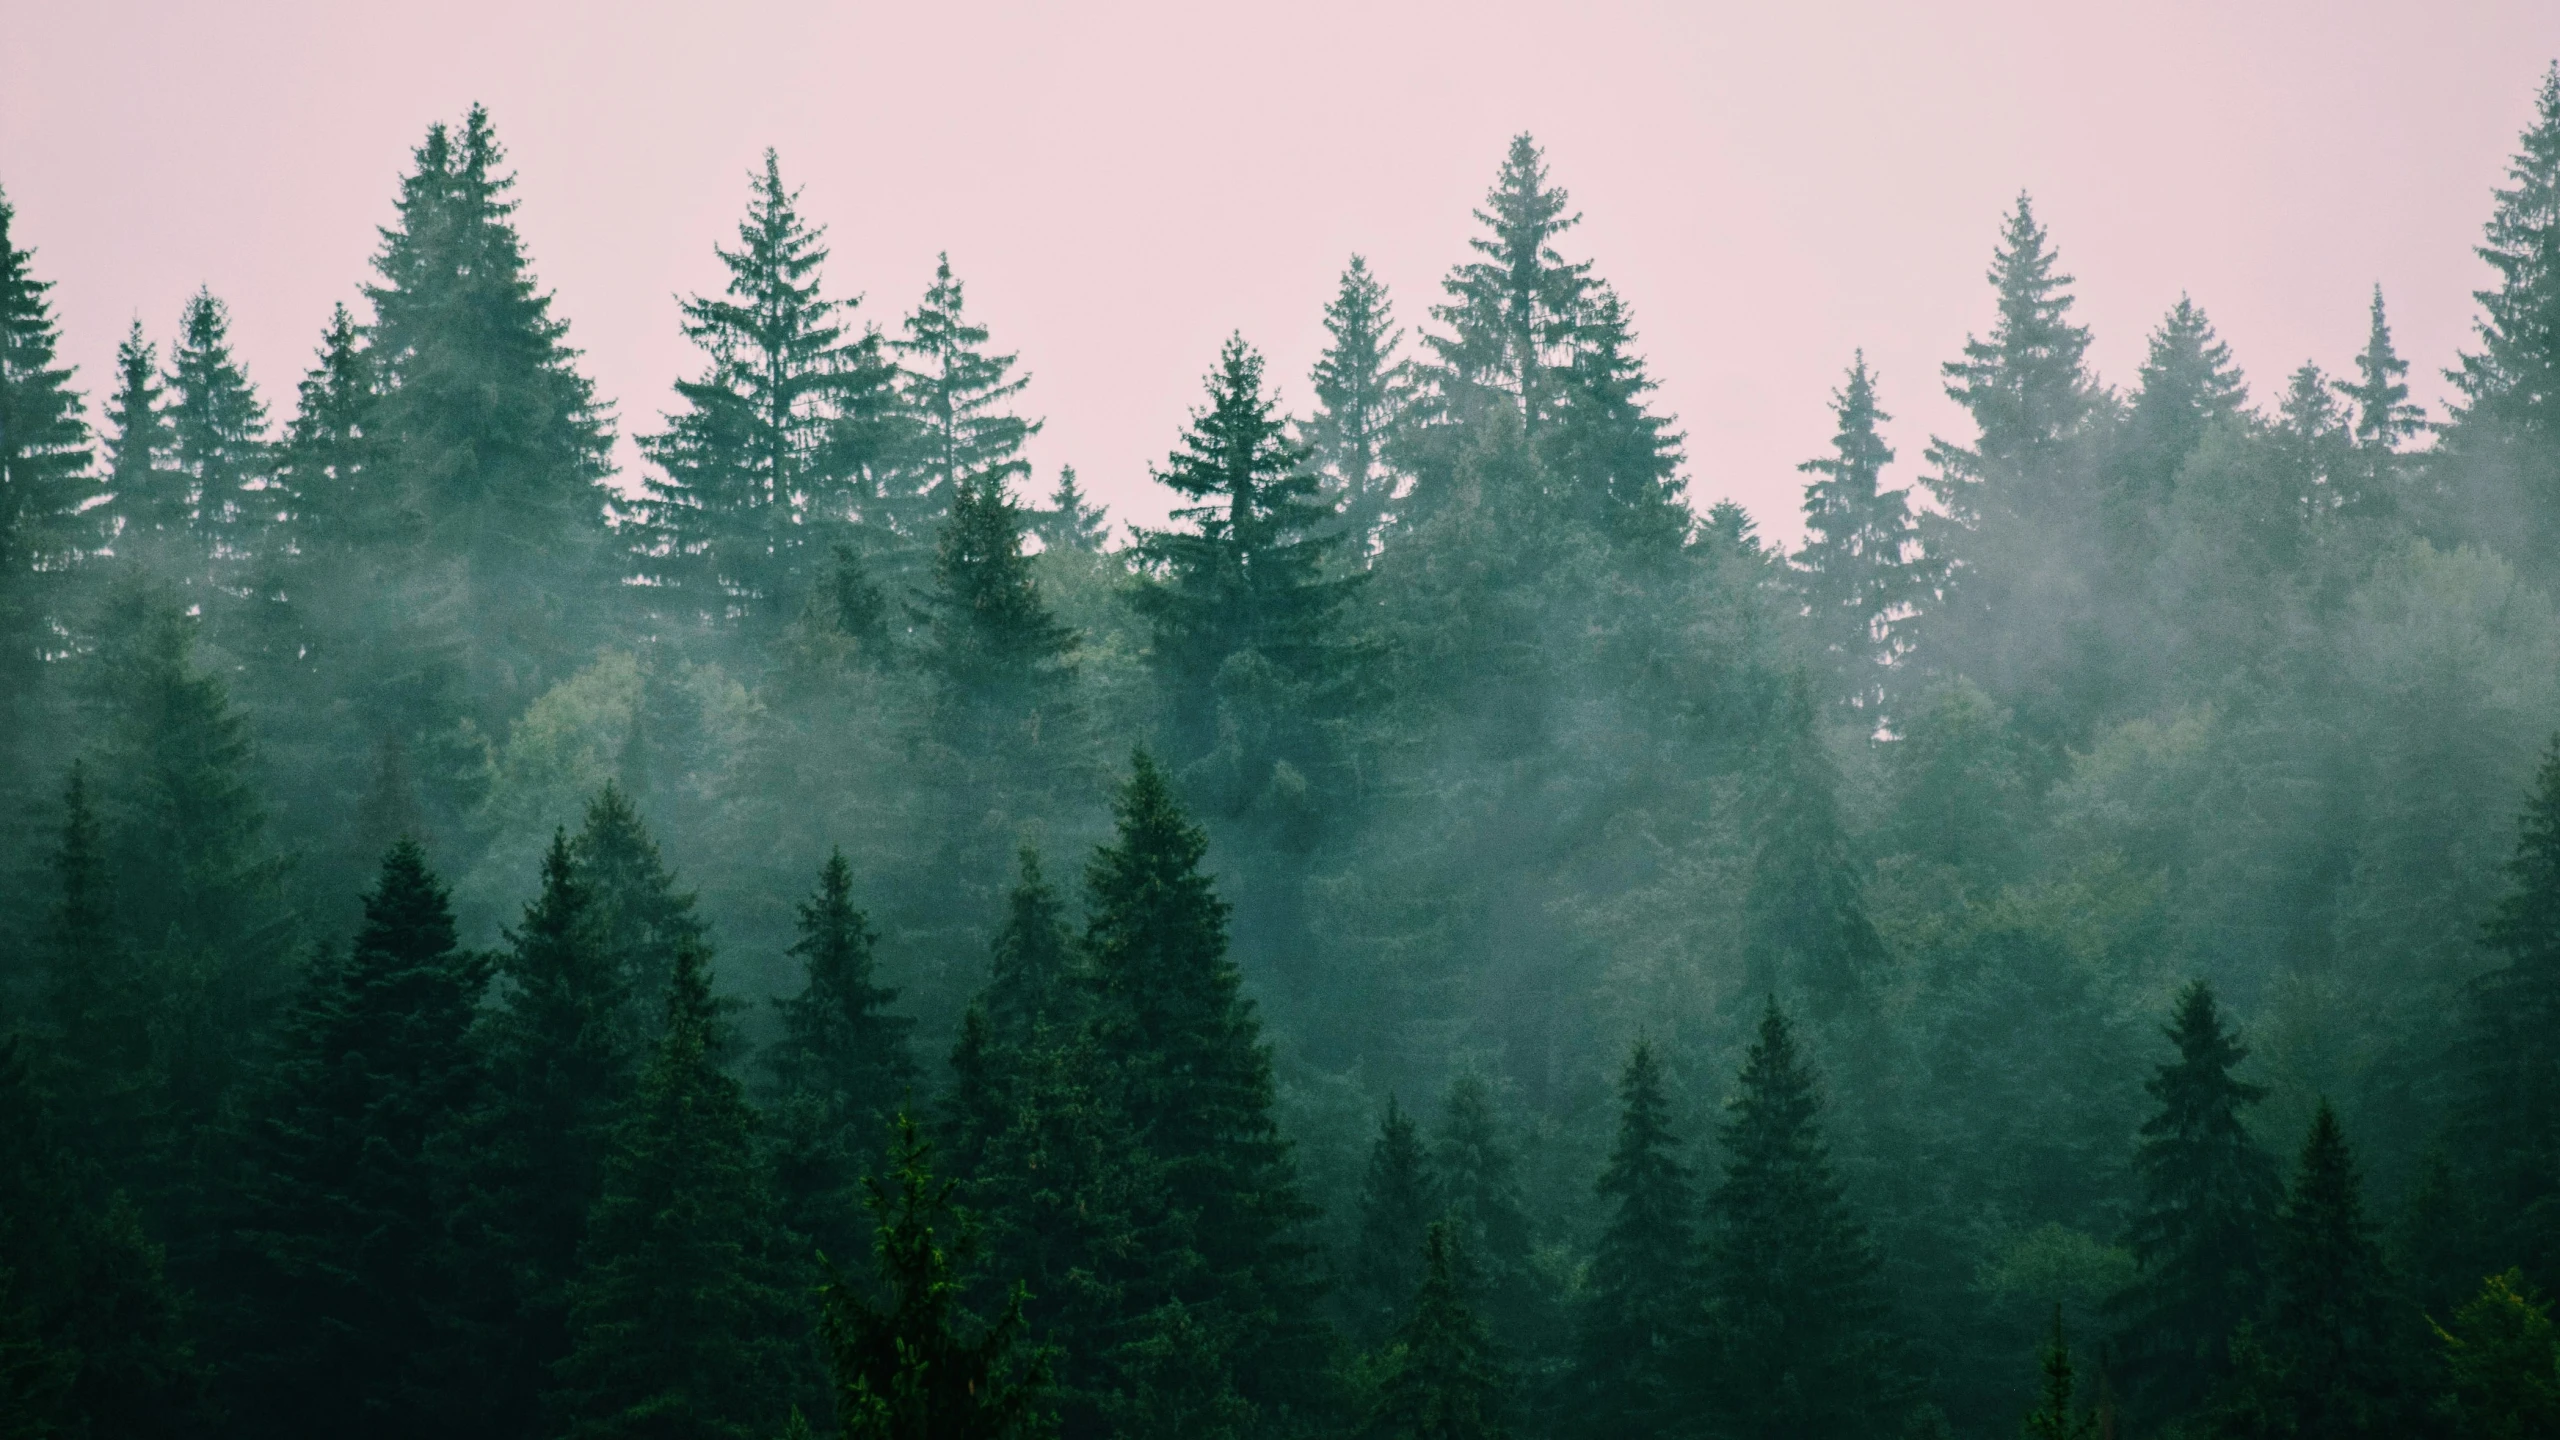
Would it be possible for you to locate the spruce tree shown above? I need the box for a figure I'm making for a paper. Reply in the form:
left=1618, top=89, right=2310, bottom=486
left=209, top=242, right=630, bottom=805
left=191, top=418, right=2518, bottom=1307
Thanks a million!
left=815, top=1113, right=1052, bottom=1440
left=364, top=105, right=615, bottom=721
left=2113, top=294, right=2249, bottom=508
left=1080, top=750, right=1328, bottom=1420
left=1134, top=337, right=1356, bottom=810
left=223, top=839, right=488, bottom=1439
left=102, top=319, right=176, bottom=549
left=1305, top=255, right=1412, bottom=555
left=2436, top=1271, right=2560, bottom=1439
left=911, top=469, right=1078, bottom=752
left=893, top=254, right=1038, bottom=534
left=1426, top=134, right=1593, bottom=438
left=0, top=184, right=94, bottom=730
left=1370, top=1221, right=1511, bottom=1440
left=1032, top=465, right=1110, bottom=554
left=161, top=286, right=272, bottom=592
left=572, top=782, right=709, bottom=1045
left=942, top=849, right=1078, bottom=1186
left=455, top=830, right=636, bottom=1436
left=1792, top=353, right=1916, bottom=711
left=40, top=763, right=155, bottom=1178
left=2457, top=736, right=2560, bottom=1287
left=2020, top=1311, right=2101, bottom=1440
left=1927, top=191, right=2098, bottom=528
left=1537, top=281, right=1689, bottom=552
left=273, top=302, right=382, bottom=552
left=2450, top=65, right=2560, bottom=452
left=1697, top=1000, right=1898, bottom=1440
left=2337, top=285, right=2426, bottom=456
left=1742, top=675, right=1888, bottom=1012
left=1571, top=1040, right=1698, bottom=1440
left=1348, top=1096, right=1439, bottom=1348
left=553, top=934, right=801, bottom=1440
left=1432, top=1075, right=1550, bottom=1362
left=764, top=848, right=916, bottom=1266
left=634, top=150, right=898, bottom=634
left=2113, top=980, right=2280, bottom=1418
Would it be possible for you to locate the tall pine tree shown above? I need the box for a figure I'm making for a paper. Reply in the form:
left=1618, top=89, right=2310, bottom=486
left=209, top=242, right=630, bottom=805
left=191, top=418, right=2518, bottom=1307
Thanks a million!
left=1792, top=353, right=1915, bottom=711
left=1369, top=1221, right=1511, bottom=1440
left=2448, top=63, right=2560, bottom=564
left=1569, top=1040, right=1698, bottom=1440
left=1346, top=1096, right=1439, bottom=1349
left=893, top=254, right=1037, bottom=538
left=1743, top=675, right=1888, bottom=1013
left=161, top=287, right=272, bottom=596
left=1305, top=255, right=1412, bottom=557
left=2456, top=736, right=2560, bottom=1288
left=0, top=185, right=93, bottom=761
left=911, top=469, right=1078, bottom=754
left=102, top=319, right=176, bottom=553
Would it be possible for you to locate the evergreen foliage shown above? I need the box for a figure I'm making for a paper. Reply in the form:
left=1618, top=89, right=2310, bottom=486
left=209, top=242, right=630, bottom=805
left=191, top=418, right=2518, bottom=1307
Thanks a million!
left=1927, top=192, right=2096, bottom=527
left=913, top=469, right=1078, bottom=748
left=1430, top=1075, right=1550, bottom=1365
left=1369, top=1221, right=1510, bottom=1440
left=2436, top=1271, right=2560, bottom=1439
left=894, top=254, right=1038, bottom=533
left=2338, top=285, right=2426, bottom=455
left=1348, top=1096, right=1438, bottom=1349
left=1426, top=134, right=1592, bottom=438
left=2459, top=736, right=2560, bottom=1288
left=1305, top=256, right=1411, bottom=556
left=1793, top=353, right=1915, bottom=710
left=161, top=287, right=271, bottom=591
left=1034, top=465, right=1111, bottom=554
left=0, top=185, right=92, bottom=714
left=2020, top=1311, right=2101, bottom=1440
left=103, top=319, right=175, bottom=550
left=1569, top=1040, right=1697, bottom=1440
left=1743, top=676, right=1888, bottom=1011
left=40, top=763, right=154, bottom=1174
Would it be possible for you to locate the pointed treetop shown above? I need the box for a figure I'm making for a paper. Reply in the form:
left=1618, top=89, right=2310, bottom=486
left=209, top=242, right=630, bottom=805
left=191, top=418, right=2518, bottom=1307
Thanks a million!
left=2337, top=285, right=2426, bottom=452
left=1936, top=191, right=2096, bottom=486
left=896, top=253, right=1040, bottom=522
left=2454, top=62, right=2560, bottom=432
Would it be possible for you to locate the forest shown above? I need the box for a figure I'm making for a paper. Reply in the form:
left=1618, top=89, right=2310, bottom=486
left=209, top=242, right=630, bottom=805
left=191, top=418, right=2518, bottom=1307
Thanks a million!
left=10, top=58, right=2560, bottom=1440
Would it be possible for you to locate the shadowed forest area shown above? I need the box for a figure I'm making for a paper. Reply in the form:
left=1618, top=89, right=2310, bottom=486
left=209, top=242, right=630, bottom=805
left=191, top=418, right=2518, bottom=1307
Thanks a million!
left=17, top=63, right=2560, bottom=1440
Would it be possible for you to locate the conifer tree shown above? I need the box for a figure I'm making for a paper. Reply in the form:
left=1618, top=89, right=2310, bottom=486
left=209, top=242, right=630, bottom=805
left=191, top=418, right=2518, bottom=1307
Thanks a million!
left=274, top=302, right=381, bottom=550
left=2436, top=1271, right=2560, bottom=1438
left=1697, top=1000, right=1898, bottom=1440
left=1080, top=751, right=1328, bottom=1419
left=2338, top=285, right=2426, bottom=456
left=2113, top=980, right=2280, bottom=1417
left=40, top=763, right=154, bottom=1176
left=364, top=105, right=615, bottom=720
left=1427, top=134, right=1593, bottom=438
left=764, top=848, right=916, bottom=1266
left=1348, top=1096, right=1439, bottom=1348
left=894, top=254, right=1038, bottom=533
left=553, top=934, right=801, bottom=1440
left=635, top=150, right=898, bottom=633
left=2020, top=1312, right=2100, bottom=1440
left=943, top=849, right=1078, bottom=1187
left=0, top=184, right=94, bottom=722
left=1538, top=282, right=1689, bottom=552
left=1135, top=337, right=1356, bottom=809
left=816, top=1113, right=1052, bottom=1440
left=1743, top=675, right=1888, bottom=1012
left=102, top=319, right=176, bottom=547
left=1792, top=353, right=1915, bottom=710
left=572, top=782, right=709, bottom=1044
left=1370, top=1221, right=1511, bottom=1440
left=162, top=287, right=271, bottom=590
left=912, top=470, right=1078, bottom=751
left=1305, top=255, right=1412, bottom=555
left=0, top=1033, right=199, bottom=1438
left=2451, top=65, right=2560, bottom=450
left=2456, top=736, right=2560, bottom=1287
left=455, top=830, right=636, bottom=1435
left=1432, top=1075, right=1550, bottom=1360
left=224, top=839, right=489, bottom=1439
left=2114, top=294, right=2250, bottom=508
left=1034, top=465, right=1110, bottom=554
left=1571, top=1040, right=1698, bottom=1439
left=1927, top=192, right=2098, bottom=527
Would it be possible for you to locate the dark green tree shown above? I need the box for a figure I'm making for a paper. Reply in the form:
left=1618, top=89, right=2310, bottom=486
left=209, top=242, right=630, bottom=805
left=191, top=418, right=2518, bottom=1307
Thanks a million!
left=223, top=839, right=489, bottom=1439
left=39, top=763, right=155, bottom=1178
left=1537, top=281, right=1688, bottom=552
left=893, top=254, right=1038, bottom=535
left=1080, top=751, right=1328, bottom=1420
left=815, top=1113, right=1053, bottom=1440
left=1369, top=1221, right=1510, bottom=1440
left=1305, top=255, right=1412, bottom=556
left=161, top=287, right=271, bottom=592
left=1696, top=1000, right=1899, bottom=1440
left=1743, top=675, right=1888, bottom=1013
left=2458, top=736, right=2560, bottom=1288
left=1569, top=1040, right=1698, bottom=1440
left=1347, top=1096, right=1439, bottom=1348
left=363, top=105, right=615, bottom=722
left=764, top=848, right=916, bottom=1266
left=2113, top=294, right=2249, bottom=508
left=1792, top=353, right=1915, bottom=711
left=1033, top=465, right=1110, bottom=554
left=2337, top=285, right=2426, bottom=456
left=634, top=150, right=898, bottom=634
left=552, top=933, right=801, bottom=1440
left=2448, top=63, right=2560, bottom=561
left=2113, top=980, right=2279, bottom=1418
left=1135, top=337, right=1356, bottom=812
left=2436, top=1271, right=2560, bottom=1440
left=0, top=185, right=94, bottom=747
left=943, top=849, right=1079, bottom=1186
left=1425, top=134, right=1592, bottom=440
left=102, top=319, right=176, bottom=548
left=1432, top=1075, right=1550, bottom=1362
left=1926, top=192, right=2098, bottom=528
left=572, top=782, right=709, bottom=1045
left=2020, top=1311, right=2100, bottom=1440
left=911, top=470, right=1078, bottom=751
left=0, top=1033, right=200, bottom=1438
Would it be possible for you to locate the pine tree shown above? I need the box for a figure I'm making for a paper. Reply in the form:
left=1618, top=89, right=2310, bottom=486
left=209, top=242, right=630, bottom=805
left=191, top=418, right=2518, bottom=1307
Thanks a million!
left=223, top=839, right=488, bottom=1439
left=274, top=302, right=382, bottom=552
left=1033, top=465, right=1110, bottom=554
left=912, top=469, right=1078, bottom=751
left=1305, top=255, right=1412, bottom=555
left=1348, top=1096, right=1439, bottom=1348
left=1792, top=353, right=1915, bottom=710
left=572, top=782, right=709, bottom=1045
left=2457, top=736, right=2560, bottom=1287
left=1426, top=134, right=1593, bottom=438
left=635, top=150, right=899, bottom=634
left=102, top=319, right=176, bottom=549
left=1537, top=281, right=1688, bottom=551
left=1743, top=675, right=1888, bottom=1012
left=893, top=254, right=1038, bottom=535
left=554, top=934, right=801, bottom=1440
left=0, top=184, right=94, bottom=724
left=2020, top=1311, right=2100, bottom=1440
left=1134, top=337, right=1356, bottom=810
left=1432, top=1075, right=1550, bottom=1361
left=1697, top=1000, right=1898, bottom=1440
left=816, top=1113, right=1052, bottom=1440
left=1370, top=1221, right=1511, bottom=1440
left=455, top=830, right=636, bottom=1436
left=764, top=848, right=916, bottom=1266
left=0, top=1033, right=200, bottom=1438
left=1570, top=1040, right=1698, bottom=1440
left=40, top=763, right=155, bottom=1177
left=2436, top=1270, right=2560, bottom=1439
left=2114, top=294, right=2250, bottom=507
left=1080, top=750, right=1328, bottom=1419
left=161, top=286, right=272, bottom=592
left=2338, top=285, right=2426, bottom=456
left=2452, top=64, right=2560, bottom=449
left=2113, top=980, right=2280, bottom=1418
left=1927, top=192, right=2098, bottom=527
left=364, top=105, right=615, bottom=721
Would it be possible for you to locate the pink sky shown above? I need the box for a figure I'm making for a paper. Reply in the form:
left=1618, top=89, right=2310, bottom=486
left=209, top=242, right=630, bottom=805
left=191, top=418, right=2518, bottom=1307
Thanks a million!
left=5, top=2, right=2557, bottom=545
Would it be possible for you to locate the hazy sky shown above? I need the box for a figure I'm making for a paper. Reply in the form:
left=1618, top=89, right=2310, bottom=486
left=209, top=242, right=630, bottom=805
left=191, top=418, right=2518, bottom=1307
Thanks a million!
left=5, top=2, right=2556, bottom=543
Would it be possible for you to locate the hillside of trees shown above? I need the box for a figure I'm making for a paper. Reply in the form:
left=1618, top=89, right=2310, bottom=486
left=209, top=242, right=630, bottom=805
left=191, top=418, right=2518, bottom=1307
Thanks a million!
left=14, top=66, right=2560, bottom=1440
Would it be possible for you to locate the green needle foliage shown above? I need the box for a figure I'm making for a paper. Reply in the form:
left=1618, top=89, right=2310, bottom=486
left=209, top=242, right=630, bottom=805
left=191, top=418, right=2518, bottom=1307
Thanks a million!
left=1369, top=1221, right=1510, bottom=1440
left=1570, top=1040, right=1698, bottom=1440
left=1348, top=1097, right=1439, bottom=1350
